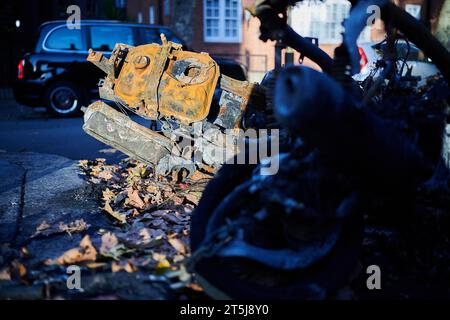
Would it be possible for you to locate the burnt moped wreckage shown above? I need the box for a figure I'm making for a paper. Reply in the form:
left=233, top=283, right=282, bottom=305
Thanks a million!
left=188, top=0, right=450, bottom=299
left=82, top=35, right=268, bottom=178
left=81, top=0, right=450, bottom=299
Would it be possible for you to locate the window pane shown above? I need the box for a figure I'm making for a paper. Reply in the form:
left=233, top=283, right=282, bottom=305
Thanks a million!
left=204, top=0, right=241, bottom=41
left=90, top=26, right=134, bottom=51
left=46, top=27, right=83, bottom=50
left=140, top=28, right=160, bottom=44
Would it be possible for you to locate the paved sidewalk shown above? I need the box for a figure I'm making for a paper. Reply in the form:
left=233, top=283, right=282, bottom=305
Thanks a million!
left=0, top=152, right=174, bottom=299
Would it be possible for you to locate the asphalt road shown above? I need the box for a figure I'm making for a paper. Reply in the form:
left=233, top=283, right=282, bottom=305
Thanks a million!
left=0, top=98, right=146, bottom=163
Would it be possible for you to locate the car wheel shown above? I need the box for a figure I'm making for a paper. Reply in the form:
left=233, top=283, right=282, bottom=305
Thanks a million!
left=45, top=81, right=86, bottom=117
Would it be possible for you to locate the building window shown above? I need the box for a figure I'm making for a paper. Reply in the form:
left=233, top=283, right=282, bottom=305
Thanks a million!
left=204, top=0, right=242, bottom=43
left=405, top=4, right=421, bottom=19
left=149, top=5, right=155, bottom=24
left=291, top=0, right=371, bottom=45
left=164, top=0, right=170, bottom=16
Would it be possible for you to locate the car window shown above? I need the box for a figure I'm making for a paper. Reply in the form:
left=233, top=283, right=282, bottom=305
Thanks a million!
left=45, top=27, right=83, bottom=51
left=90, top=26, right=134, bottom=51
left=139, top=28, right=161, bottom=44
left=139, top=27, right=183, bottom=46
left=375, top=42, right=429, bottom=62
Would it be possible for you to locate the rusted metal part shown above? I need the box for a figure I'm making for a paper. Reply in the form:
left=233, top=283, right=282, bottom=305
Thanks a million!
left=83, top=101, right=174, bottom=166
left=84, top=35, right=267, bottom=176
left=89, top=38, right=220, bottom=124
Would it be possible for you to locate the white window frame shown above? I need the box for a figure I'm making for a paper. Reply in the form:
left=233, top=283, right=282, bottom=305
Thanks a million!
left=203, top=0, right=242, bottom=43
left=291, top=0, right=371, bottom=45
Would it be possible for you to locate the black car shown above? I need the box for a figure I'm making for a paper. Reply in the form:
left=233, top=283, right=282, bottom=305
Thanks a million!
left=13, top=20, right=247, bottom=116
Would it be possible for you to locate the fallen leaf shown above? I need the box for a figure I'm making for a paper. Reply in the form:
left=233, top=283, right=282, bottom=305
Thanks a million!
left=170, top=195, right=184, bottom=206
left=47, top=235, right=97, bottom=265
left=186, top=283, right=204, bottom=292
left=131, top=209, right=141, bottom=218
left=117, top=222, right=163, bottom=249
left=100, top=232, right=129, bottom=260
left=173, top=254, right=185, bottom=263
left=146, top=184, right=158, bottom=193
left=98, top=170, right=113, bottom=180
left=185, top=192, right=200, bottom=205
left=100, top=232, right=119, bottom=255
left=86, top=262, right=107, bottom=269
left=152, top=252, right=166, bottom=261
left=103, top=202, right=127, bottom=224
left=59, top=219, right=90, bottom=235
left=127, top=188, right=145, bottom=210
left=32, top=219, right=89, bottom=238
left=78, top=160, right=89, bottom=167
left=155, top=258, right=171, bottom=272
left=0, top=268, right=11, bottom=280
left=111, top=260, right=137, bottom=273
left=168, top=238, right=186, bottom=255
left=190, top=170, right=213, bottom=181
left=102, top=188, right=116, bottom=202
left=19, top=264, right=26, bottom=277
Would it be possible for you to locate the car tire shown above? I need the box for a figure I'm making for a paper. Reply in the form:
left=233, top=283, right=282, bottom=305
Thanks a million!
left=44, top=81, right=87, bottom=117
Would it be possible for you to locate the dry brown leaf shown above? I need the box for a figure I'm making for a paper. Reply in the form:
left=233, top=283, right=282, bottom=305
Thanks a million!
left=146, top=184, right=158, bottom=193
left=78, top=160, right=89, bottom=167
left=152, top=252, right=166, bottom=261
left=186, top=283, right=204, bottom=292
left=11, top=261, right=27, bottom=277
left=127, top=188, right=145, bottom=210
left=103, top=202, right=127, bottom=224
left=59, top=219, right=90, bottom=235
left=102, top=188, right=116, bottom=202
left=111, top=261, right=137, bottom=273
left=170, top=195, right=184, bottom=206
left=117, top=222, right=163, bottom=249
left=86, top=262, right=107, bottom=269
left=168, top=238, right=186, bottom=255
left=190, top=170, right=213, bottom=181
left=173, top=254, right=185, bottom=263
left=0, top=268, right=11, bottom=280
left=98, top=170, right=113, bottom=180
left=185, top=193, right=200, bottom=205
left=47, top=235, right=97, bottom=265
left=131, top=209, right=141, bottom=218
left=100, top=232, right=119, bottom=255
left=33, top=219, right=89, bottom=238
